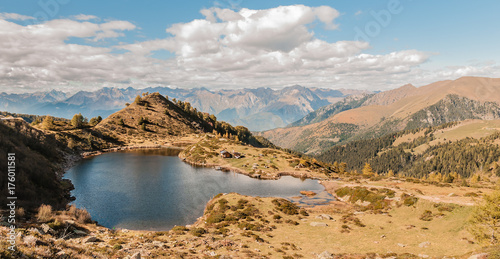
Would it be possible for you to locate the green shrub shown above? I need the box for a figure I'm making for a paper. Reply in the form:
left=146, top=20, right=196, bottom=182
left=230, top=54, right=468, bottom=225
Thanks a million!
left=433, top=203, right=457, bottom=212
left=272, top=199, right=299, bottom=215
left=172, top=226, right=188, bottom=232
left=379, top=188, right=396, bottom=198
left=238, top=222, right=263, bottom=231
left=48, top=219, right=65, bottom=231
left=189, top=227, right=207, bottom=237
left=214, top=227, right=230, bottom=236
left=464, top=192, right=479, bottom=197
left=401, top=193, right=418, bottom=206
left=419, top=210, right=433, bottom=221
left=206, top=212, right=226, bottom=224
left=285, top=219, right=299, bottom=225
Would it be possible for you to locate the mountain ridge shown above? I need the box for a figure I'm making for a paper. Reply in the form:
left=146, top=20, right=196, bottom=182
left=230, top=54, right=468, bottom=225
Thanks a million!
left=261, top=76, right=500, bottom=154
left=0, top=86, right=367, bottom=131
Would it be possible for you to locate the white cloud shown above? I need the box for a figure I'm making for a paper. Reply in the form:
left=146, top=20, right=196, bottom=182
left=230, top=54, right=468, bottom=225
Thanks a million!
left=355, top=10, right=363, bottom=16
left=1, top=6, right=495, bottom=94
left=72, top=14, right=98, bottom=21
left=313, top=6, right=340, bottom=30
left=93, top=20, right=136, bottom=41
left=0, top=12, right=34, bottom=21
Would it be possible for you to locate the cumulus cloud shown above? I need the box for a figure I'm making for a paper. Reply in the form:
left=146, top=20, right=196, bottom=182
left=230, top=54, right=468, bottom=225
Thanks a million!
left=1, top=5, right=492, bottom=93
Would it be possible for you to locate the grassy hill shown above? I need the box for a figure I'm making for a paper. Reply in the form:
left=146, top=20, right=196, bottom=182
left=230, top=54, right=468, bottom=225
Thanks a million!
left=95, top=92, right=267, bottom=148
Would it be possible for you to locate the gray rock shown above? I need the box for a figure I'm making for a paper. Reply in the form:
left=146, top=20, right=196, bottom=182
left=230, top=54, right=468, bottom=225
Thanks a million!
left=23, top=236, right=38, bottom=246
left=310, top=222, right=328, bottom=227
left=316, top=214, right=334, bottom=220
left=40, top=224, right=54, bottom=234
left=418, top=241, right=431, bottom=248
left=318, top=250, right=333, bottom=259
left=23, top=236, right=48, bottom=246
left=397, top=243, right=406, bottom=247
left=130, top=252, right=141, bottom=259
left=73, top=230, right=87, bottom=235
left=468, top=253, right=488, bottom=259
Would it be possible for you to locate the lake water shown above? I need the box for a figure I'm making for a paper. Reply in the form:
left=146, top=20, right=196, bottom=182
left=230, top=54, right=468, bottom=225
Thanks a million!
left=64, top=149, right=326, bottom=231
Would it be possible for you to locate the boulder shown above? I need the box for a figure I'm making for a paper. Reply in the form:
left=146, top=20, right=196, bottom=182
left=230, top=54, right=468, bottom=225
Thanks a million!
left=468, top=253, right=489, bottom=259
left=315, top=214, right=334, bottom=220
left=73, top=230, right=87, bottom=235
left=418, top=241, right=431, bottom=248
left=40, top=224, right=54, bottom=235
left=23, top=236, right=48, bottom=246
left=318, top=250, right=333, bottom=259
left=310, top=222, right=328, bottom=227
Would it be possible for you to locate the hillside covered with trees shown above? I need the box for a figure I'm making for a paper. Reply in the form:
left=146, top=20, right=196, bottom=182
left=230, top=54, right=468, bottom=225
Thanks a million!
left=318, top=121, right=500, bottom=181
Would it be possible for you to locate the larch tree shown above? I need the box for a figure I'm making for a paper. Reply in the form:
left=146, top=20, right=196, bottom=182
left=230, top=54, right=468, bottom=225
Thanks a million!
left=468, top=190, right=500, bottom=245
left=71, top=113, right=85, bottom=128
left=362, top=163, right=374, bottom=177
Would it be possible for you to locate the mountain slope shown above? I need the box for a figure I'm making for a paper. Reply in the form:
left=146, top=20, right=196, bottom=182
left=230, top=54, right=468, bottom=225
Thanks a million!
left=261, top=77, right=500, bottom=154
left=317, top=119, right=500, bottom=179
left=0, top=119, right=73, bottom=210
left=289, top=94, right=372, bottom=127
left=0, top=86, right=366, bottom=131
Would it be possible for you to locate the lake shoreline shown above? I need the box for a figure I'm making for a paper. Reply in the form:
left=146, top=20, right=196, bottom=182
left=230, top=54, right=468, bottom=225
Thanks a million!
left=65, top=151, right=327, bottom=231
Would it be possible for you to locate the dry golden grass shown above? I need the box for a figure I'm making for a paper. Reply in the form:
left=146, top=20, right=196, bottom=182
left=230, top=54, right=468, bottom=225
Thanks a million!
left=182, top=137, right=328, bottom=180
left=36, top=204, right=53, bottom=222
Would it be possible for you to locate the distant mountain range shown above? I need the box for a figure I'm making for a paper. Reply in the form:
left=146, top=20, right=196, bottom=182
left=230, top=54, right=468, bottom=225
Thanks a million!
left=0, top=86, right=368, bottom=131
left=260, top=77, right=500, bottom=154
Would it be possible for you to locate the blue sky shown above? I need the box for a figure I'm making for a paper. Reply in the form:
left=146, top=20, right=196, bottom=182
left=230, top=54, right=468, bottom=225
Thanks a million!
left=0, top=0, right=499, bottom=92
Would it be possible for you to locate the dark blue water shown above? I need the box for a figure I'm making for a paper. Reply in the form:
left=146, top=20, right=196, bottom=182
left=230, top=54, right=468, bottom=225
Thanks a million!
left=64, top=149, right=324, bottom=231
